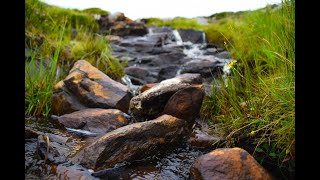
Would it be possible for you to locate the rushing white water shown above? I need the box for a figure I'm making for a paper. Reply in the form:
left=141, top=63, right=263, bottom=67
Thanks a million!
left=147, top=28, right=154, bottom=36
left=202, top=32, right=206, bottom=44
left=183, top=44, right=205, bottom=58
left=65, top=127, right=99, bottom=136
left=171, top=29, right=183, bottom=45
left=121, top=75, right=140, bottom=96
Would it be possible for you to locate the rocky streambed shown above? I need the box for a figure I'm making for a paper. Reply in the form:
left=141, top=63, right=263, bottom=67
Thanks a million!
left=25, top=14, right=273, bottom=180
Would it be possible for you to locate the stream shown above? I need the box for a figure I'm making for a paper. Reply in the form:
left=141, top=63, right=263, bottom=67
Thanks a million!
left=25, top=26, right=233, bottom=179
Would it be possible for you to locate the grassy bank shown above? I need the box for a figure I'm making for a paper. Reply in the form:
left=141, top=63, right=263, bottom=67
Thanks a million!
left=145, top=0, right=295, bottom=177
left=25, top=0, right=125, bottom=117
left=201, top=0, right=295, bottom=177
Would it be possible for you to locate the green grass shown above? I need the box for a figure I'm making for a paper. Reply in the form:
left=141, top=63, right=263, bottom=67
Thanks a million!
left=145, top=17, right=203, bottom=29
left=82, top=8, right=110, bottom=16
left=25, top=0, right=125, bottom=117
left=201, top=0, right=295, bottom=176
left=25, top=23, right=65, bottom=117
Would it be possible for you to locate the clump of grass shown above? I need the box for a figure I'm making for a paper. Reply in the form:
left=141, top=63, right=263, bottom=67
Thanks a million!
left=25, top=23, right=65, bottom=117
left=71, top=32, right=126, bottom=80
left=25, top=0, right=126, bottom=117
left=201, top=0, right=294, bottom=177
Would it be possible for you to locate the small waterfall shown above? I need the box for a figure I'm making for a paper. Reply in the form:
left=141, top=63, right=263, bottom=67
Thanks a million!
left=121, top=75, right=140, bottom=96
left=172, top=30, right=183, bottom=45
left=202, top=32, right=206, bottom=44
left=147, top=28, right=154, bottom=36
left=65, top=127, right=99, bottom=136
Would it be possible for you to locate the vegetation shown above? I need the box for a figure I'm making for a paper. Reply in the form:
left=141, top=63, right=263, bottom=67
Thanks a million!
left=201, top=0, right=295, bottom=177
left=25, top=0, right=125, bottom=117
left=25, top=0, right=294, bottom=177
left=81, top=8, right=110, bottom=16
left=144, top=17, right=203, bottom=29
left=145, top=0, right=295, bottom=177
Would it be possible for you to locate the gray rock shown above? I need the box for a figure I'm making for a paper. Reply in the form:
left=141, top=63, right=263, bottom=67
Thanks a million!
left=178, top=29, right=206, bottom=44
left=180, top=58, right=223, bottom=78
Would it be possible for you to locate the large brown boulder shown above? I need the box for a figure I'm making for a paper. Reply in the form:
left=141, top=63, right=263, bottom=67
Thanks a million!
left=52, top=60, right=131, bottom=115
left=130, top=82, right=190, bottom=121
left=58, top=108, right=129, bottom=134
left=163, top=85, right=204, bottom=121
left=72, top=114, right=190, bottom=171
left=190, top=148, right=272, bottom=180
left=130, top=74, right=203, bottom=121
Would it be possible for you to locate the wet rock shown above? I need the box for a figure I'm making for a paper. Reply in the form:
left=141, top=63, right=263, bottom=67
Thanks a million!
left=215, top=51, right=232, bottom=59
left=180, top=58, right=223, bottom=78
left=158, top=65, right=180, bottom=81
left=178, top=29, right=206, bottom=44
left=73, top=114, right=190, bottom=171
left=147, top=47, right=171, bottom=55
left=130, top=74, right=203, bottom=121
left=51, top=90, right=87, bottom=116
left=151, top=51, right=187, bottom=66
left=58, top=108, right=129, bottom=134
left=37, top=134, right=71, bottom=164
left=163, top=85, right=205, bottom=122
left=189, top=129, right=225, bottom=148
left=59, top=60, right=131, bottom=113
left=124, top=66, right=158, bottom=85
left=56, top=164, right=98, bottom=180
left=125, top=75, right=147, bottom=85
left=190, top=148, right=272, bottom=180
left=124, top=66, right=151, bottom=80
left=130, top=82, right=190, bottom=121
left=25, top=127, right=39, bottom=139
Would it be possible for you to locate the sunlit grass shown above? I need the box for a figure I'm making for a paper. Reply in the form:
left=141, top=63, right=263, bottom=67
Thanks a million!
left=201, top=0, right=295, bottom=174
left=25, top=0, right=126, bottom=117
